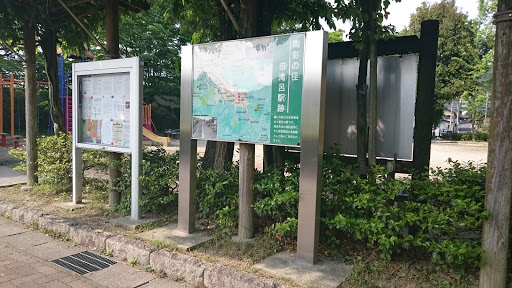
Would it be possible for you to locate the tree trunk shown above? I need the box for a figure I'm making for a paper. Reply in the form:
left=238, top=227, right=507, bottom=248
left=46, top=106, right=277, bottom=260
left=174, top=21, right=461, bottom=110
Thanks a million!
left=105, top=0, right=119, bottom=59
left=471, top=110, right=476, bottom=141
left=201, top=141, right=217, bottom=170
left=24, top=21, right=38, bottom=186
left=263, top=145, right=273, bottom=172
left=367, top=0, right=378, bottom=166
left=216, top=0, right=235, bottom=42
left=40, top=22, right=65, bottom=134
left=105, top=0, right=121, bottom=206
left=479, top=1, right=512, bottom=287
left=355, top=0, right=377, bottom=169
left=272, top=146, right=285, bottom=168
left=356, top=46, right=369, bottom=168
left=214, top=142, right=234, bottom=170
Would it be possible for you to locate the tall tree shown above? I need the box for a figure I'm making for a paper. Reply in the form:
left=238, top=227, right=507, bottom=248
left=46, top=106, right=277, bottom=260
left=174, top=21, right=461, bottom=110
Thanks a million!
left=119, top=5, right=189, bottom=131
left=334, top=0, right=400, bottom=167
left=0, top=0, right=39, bottom=184
left=443, top=0, right=495, bottom=141
left=402, top=0, right=475, bottom=125
left=24, top=11, right=38, bottom=186
left=40, top=21, right=64, bottom=134
left=479, top=0, right=511, bottom=286
left=1, top=0, right=105, bottom=135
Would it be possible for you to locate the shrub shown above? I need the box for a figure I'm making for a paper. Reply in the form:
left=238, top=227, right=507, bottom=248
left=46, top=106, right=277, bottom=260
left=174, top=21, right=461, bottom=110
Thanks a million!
left=103, top=144, right=488, bottom=271
left=460, top=133, right=473, bottom=141
left=475, top=131, right=489, bottom=142
left=253, top=152, right=488, bottom=271
left=253, top=164, right=299, bottom=223
left=114, top=148, right=179, bottom=214
left=451, top=132, right=463, bottom=141
left=9, top=133, right=107, bottom=189
left=456, top=131, right=488, bottom=142
left=196, top=165, right=239, bottom=230
left=324, top=164, right=407, bottom=259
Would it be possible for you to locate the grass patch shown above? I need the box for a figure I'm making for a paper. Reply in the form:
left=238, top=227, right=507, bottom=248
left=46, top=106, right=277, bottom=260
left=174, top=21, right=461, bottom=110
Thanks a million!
left=149, top=240, right=177, bottom=251
left=195, top=233, right=280, bottom=265
left=41, top=228, right=71, bottom=242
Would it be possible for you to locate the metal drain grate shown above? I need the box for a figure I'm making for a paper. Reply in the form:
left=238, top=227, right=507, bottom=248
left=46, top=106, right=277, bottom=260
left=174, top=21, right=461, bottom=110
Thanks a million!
left=52, top=251, right=116, bottom=275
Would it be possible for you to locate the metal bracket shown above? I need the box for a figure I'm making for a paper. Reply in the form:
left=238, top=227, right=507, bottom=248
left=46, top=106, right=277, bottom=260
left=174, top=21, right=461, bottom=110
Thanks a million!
left=493, top=10, right=512, bottom=25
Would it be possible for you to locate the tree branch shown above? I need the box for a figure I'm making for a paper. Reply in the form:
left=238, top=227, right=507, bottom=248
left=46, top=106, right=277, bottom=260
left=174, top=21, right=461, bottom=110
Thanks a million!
left=57, top=0, right=108, bottom=54
left=0, top=38, right=26, bottom=62
left=219, top=0, right=244, bottom=38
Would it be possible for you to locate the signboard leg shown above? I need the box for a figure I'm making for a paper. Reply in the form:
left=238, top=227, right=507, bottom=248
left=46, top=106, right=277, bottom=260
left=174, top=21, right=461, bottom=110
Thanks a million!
left=72, top=147, right=83, bottom=204
left=131, top=145, right=142, bottom=220
left=238, top=143, right=255, bottom=239
left=296, top=31, right=327, bottom=264
left=178, top=45, right=196, bottom=233
left=178, top=138, right=197, bottom=233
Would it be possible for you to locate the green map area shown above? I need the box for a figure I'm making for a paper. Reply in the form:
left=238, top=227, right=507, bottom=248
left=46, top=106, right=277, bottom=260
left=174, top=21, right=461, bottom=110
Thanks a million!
left=192, top=33, right=304, bottom=146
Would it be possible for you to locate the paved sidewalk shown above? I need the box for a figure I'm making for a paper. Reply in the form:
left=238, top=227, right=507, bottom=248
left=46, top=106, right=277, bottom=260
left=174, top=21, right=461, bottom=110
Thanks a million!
left=0, top=167, right=26, bottom=187
left=0, top=217, right=185, bottom=288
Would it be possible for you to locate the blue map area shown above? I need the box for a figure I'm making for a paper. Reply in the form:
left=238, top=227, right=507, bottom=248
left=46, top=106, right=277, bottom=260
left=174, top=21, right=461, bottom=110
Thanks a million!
left=192, top=40, right=274, bottom=143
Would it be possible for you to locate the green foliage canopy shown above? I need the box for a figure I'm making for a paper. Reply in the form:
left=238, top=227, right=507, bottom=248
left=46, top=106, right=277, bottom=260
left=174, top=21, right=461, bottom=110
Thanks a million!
left=402, top=0, right=475, bottom=105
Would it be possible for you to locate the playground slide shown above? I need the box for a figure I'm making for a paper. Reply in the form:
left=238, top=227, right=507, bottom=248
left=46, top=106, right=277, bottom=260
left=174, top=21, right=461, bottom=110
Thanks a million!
left=142, top=127, right=171, bottom=147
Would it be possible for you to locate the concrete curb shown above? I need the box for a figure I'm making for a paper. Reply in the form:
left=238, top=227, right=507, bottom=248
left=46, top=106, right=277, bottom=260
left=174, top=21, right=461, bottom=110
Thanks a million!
left=0, top=200, right=292, bottom=288
left=204, top=264, right=279, bottom=288
left=106, top=235, right=156, bottom=266
left=150, top=249, right=211, bottom=286
left=70, top=225, right=114, bottom=250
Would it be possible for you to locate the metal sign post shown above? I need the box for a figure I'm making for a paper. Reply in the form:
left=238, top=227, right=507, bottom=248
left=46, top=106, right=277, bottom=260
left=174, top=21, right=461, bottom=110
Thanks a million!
left=296, top=31, right=327, bottom=264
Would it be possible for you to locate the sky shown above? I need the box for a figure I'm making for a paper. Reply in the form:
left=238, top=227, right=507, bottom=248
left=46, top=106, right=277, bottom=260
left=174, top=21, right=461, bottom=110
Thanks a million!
left=330, top=0, right=480, bottom=37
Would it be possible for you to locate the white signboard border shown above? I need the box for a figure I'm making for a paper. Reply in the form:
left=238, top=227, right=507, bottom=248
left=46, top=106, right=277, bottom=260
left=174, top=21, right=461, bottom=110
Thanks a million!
left=72, top=57, right=143, bottom=220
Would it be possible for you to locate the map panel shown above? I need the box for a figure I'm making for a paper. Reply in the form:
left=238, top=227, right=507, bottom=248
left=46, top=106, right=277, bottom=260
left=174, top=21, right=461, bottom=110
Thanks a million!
left=192, top=33, right=304, bottom=146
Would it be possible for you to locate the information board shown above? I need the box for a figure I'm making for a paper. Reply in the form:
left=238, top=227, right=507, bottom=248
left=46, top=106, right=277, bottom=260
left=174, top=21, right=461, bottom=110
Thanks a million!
left=192, top=33, right=304, bottom=146
left=72, top=57, right=143, bottom=220
left=78, top=73, right=131, bottom=147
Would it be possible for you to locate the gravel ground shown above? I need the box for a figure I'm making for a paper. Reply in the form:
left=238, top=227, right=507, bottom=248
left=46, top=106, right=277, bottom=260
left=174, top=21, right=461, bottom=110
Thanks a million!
left=430, top=140, right=487, bottom=169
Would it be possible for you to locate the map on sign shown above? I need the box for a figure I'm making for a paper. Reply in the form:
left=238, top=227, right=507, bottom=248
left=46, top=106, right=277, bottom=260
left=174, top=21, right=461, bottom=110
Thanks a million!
left=192, top=33, right=304, bottom=146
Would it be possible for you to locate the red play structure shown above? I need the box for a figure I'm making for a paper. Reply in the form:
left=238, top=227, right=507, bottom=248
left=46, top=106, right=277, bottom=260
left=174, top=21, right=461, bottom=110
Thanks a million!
left=0, top=73, right=49, bottom=147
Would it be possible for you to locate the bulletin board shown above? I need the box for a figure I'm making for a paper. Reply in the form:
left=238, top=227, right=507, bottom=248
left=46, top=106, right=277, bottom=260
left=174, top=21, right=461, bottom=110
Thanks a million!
left=72, top=57, right=142, bottom=154
left=79, top=73, right=131, bottom=147
left=72, top=57, right=143, bottom=220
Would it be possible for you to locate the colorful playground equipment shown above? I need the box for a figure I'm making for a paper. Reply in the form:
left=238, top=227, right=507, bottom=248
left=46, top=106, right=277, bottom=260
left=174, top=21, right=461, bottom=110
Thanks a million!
left=0, top=73, right=15, bottom=140
left=0, top=73, right=48, bottom=147
left=143, top=102, right=170, bottom=146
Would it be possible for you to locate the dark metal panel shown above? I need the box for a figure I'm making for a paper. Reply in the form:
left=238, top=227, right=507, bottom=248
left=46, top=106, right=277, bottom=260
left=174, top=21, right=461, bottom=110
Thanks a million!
left=324, top=55, right=418, bottom=160
left=328, top=35, right=421, bottom=60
